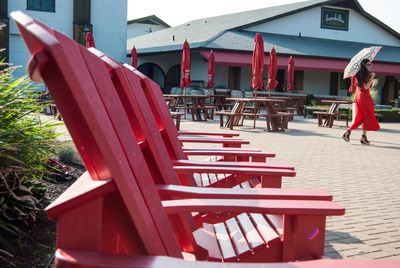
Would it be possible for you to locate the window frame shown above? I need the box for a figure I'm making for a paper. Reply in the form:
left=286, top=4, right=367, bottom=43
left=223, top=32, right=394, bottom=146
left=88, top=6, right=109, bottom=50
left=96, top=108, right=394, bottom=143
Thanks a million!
left=27, top=0, right=56, bottom=13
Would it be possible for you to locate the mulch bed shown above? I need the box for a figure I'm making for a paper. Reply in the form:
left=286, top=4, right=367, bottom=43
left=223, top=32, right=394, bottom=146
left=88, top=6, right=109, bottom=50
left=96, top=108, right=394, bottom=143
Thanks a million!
left=0, top=163, right=85, bottom=268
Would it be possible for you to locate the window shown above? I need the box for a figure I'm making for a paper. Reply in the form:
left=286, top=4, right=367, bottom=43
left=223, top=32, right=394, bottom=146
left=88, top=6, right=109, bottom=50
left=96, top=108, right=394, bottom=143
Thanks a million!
left=339, top=73, right=350, bottom=90
left=228, top=67, right=241, bottom=90
left=27, top=0, right=55, bottom=12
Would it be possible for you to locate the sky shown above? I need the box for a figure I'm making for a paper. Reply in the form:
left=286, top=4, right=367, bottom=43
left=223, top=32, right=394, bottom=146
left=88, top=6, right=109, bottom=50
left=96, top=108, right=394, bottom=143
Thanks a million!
left=127, top=0, right=400, bottom=33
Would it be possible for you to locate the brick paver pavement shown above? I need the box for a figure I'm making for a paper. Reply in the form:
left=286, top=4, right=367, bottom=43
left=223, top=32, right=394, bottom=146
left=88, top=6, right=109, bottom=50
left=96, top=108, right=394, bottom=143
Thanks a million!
left=180, top=116, right=400, bottom=259
left=49, top=114, right=400, bottom=259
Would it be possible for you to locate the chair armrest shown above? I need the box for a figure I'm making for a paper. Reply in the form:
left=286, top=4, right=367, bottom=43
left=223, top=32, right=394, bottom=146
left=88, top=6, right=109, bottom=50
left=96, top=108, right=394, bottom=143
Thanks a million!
left=183, top=147, right=261, bottom=152
left=173, top=160, right=294, bottom=170
left=157, top=184, right=332, bottom=201
left=178, top=131, right=240, bottom=137
left=178, top=137, right=250, bottom=145
left=162, top=198, right=344, bottom=216
left=181, top=150, right=275, bottom=158
left=173, top=166, right=296, bottom=177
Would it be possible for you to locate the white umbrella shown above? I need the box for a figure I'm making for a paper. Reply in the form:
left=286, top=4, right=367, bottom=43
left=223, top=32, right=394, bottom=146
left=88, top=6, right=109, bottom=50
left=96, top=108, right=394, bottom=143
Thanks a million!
left=343, top=46, right=382, bottom=78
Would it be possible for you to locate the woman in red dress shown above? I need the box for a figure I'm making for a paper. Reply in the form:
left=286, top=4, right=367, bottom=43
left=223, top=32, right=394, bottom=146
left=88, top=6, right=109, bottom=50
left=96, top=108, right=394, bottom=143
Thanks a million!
left=342, top=59, right=380, bottom=144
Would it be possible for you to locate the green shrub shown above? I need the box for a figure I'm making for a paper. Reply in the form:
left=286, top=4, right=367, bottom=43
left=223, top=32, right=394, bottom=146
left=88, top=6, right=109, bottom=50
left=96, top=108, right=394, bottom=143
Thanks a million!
left=0, top=66, right=59, bottom=261
left=57, top=143, right=81, bottom=165
left=375, top=108, right=400, bottom=122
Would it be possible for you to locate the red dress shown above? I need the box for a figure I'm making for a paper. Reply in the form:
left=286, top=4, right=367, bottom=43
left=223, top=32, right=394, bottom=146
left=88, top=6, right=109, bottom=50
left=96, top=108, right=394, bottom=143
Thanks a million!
left=349, top=86, right=380, bottom=131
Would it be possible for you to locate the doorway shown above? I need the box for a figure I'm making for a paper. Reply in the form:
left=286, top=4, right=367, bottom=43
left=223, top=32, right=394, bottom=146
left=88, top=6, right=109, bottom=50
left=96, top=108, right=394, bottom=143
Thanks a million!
left=138, top=63, right=165, bottom=91
left=165, top=64, right=181, bottom=93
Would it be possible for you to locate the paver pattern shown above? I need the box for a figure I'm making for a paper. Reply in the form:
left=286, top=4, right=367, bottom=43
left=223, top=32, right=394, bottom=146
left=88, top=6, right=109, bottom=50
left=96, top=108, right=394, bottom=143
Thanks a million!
left=181, top=116, right=400, bottom=259
left=50, top=114, right=400, bottom=259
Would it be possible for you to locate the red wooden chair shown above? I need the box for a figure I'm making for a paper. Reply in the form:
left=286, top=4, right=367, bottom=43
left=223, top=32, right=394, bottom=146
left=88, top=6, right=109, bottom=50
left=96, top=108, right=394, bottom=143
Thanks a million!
left=124, top=63, right=278, bottom=162
left=88, top=50, right=294, bottom=189
left=12, top=11, right=345, bottom=263
left=54, top=249, right=400, bottom=268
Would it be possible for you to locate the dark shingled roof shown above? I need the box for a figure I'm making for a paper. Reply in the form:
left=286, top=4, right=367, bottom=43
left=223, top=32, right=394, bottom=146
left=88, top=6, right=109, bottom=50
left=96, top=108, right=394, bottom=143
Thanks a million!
left=204, top=31, right=400, bottom=63
left=127, top=0, right=400, bottom=62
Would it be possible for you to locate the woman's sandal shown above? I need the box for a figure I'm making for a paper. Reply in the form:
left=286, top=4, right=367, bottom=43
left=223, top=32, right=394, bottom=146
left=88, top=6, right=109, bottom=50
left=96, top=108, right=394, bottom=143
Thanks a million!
left=342, top=130, right=351, bottom=142
left=361, top=134, right=370, bottom=145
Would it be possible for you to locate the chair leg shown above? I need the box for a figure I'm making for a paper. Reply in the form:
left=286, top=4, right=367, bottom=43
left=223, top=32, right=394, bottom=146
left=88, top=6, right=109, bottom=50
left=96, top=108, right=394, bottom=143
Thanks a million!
left=328, top=116, right=334, bottom=128
left=175, top=114, right=181, bottom=130
left=228, top=116, right=234, bottom=130
left=209, top=108, right=214, bottom=120
left=283, top=116, right=289, bottom=129
left=219, top=115, right=224, bottom=127
left=317, top=115, right=322, bottom=126
left=266, top=116, right=271, bottom=131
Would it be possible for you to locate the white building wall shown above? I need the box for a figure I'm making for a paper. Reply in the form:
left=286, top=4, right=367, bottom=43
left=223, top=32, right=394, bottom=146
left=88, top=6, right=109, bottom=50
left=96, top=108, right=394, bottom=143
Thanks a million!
left=240, top=67, right=252, bottom=91
left=246, top=6, right=400, bottom=46
left=214, top=66, right=229, bottom=88
left=9, top=0, right=73, bottom=78
left=92, top=0, right=127, bottom=63
left=8, top=0, right=127, bottom=79
left=9, top=0, right=73, bottom=36
left=190, top=54, right=208, bottom=85
left=127, top=23, right=167, bottom=40
left=303, top=71, right=331, bottom=95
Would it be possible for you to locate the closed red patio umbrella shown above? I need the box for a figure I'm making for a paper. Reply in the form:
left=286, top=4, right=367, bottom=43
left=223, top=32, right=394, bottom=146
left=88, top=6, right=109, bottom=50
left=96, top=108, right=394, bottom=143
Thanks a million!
left=267, top=46, right=278, bottom=97
left=131, top=46, right=137, bottom=68
left=85, top=32, right=95, bottom=48
left=251, top=33, right=264, bottom=98
left=287, top=56, right=295, bottom=93
left=180, top=39, right=191, bottom=89
left=207, top=50, right=215, bottom=89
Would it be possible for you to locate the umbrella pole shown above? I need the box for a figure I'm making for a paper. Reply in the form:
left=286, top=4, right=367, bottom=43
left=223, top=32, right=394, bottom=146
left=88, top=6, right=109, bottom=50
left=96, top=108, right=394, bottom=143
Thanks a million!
left=183, top=87, right=187, bottom=119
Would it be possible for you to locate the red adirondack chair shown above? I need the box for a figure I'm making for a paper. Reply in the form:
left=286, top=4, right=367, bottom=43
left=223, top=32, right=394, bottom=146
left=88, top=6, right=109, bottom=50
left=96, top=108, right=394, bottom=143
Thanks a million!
left=54, top=249, right=400, bottom=268
left=12, top=11, right=345, bottom=263
left=89, top=49, right=294, bottom=189
left=124, top=63, right=278, bottom=161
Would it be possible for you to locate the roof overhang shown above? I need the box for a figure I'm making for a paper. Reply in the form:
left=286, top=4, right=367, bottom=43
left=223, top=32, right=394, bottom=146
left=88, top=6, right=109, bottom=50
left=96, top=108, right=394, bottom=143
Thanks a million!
left=200, top=50, right=400, bottom=76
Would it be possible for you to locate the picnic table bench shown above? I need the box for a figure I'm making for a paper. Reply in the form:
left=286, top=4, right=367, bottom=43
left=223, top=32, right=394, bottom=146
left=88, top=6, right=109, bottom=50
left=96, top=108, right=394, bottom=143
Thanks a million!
left=216, top=98, right=291, bottom=131
left=170, top=111, right=185, bottom=130
left=164, top=94, right=215, bottom=121
left=314, top=100, right=351, bottom=128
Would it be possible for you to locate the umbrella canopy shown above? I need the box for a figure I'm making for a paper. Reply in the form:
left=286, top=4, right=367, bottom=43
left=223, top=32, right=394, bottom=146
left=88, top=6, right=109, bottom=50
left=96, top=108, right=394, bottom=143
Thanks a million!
left=287, top=56, right=295, bottom=91
left=267, top=46, right=278, bottom=92
left=344, top=46, right=381, bottom=78
left=207, top=50, right=215, bottom=89
left=85, top=32, right=95, bottom=48
left=251, top=33, right=264, bottom=96
left=180, top=39, right=191, bottom=88
left=131, top=46, right=137, bottom=68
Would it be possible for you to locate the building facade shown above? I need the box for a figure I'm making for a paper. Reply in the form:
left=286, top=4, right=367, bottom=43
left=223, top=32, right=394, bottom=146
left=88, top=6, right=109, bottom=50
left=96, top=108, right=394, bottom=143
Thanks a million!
left=2, top=0, right=127, bottom=84
left=128, top=0, right=400, bottom=104
left=127, top=15, right=169, bottom=40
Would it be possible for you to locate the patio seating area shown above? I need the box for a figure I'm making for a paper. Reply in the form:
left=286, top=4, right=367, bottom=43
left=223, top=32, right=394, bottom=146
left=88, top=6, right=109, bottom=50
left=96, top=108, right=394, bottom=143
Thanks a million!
left=14, top=12, right=400, bottom=267
left=179, top=115, right=400, bottom=260
left=46, top=112, right=400, bottom=261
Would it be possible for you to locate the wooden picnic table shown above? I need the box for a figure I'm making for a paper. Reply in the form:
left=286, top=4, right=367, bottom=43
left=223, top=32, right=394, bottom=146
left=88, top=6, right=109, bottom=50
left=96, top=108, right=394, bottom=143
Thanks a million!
left=208, top=94, right=229, bottom=110
left=219, top=97, right=290, bottom=131
left=314, top=99, right=352, bottom=127
left=163, top=94, right=212, bottom=121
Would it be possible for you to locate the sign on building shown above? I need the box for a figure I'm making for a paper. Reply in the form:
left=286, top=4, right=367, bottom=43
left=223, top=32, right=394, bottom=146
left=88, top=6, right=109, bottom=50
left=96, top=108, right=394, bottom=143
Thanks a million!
left=321, top=7, right=349, bottom=31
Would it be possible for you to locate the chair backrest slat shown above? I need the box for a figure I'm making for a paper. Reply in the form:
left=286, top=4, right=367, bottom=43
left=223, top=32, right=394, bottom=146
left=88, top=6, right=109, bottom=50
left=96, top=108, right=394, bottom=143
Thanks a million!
left=125, top=65, right=190, bottom=161
left=11, top=11, right=183, bottom=257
